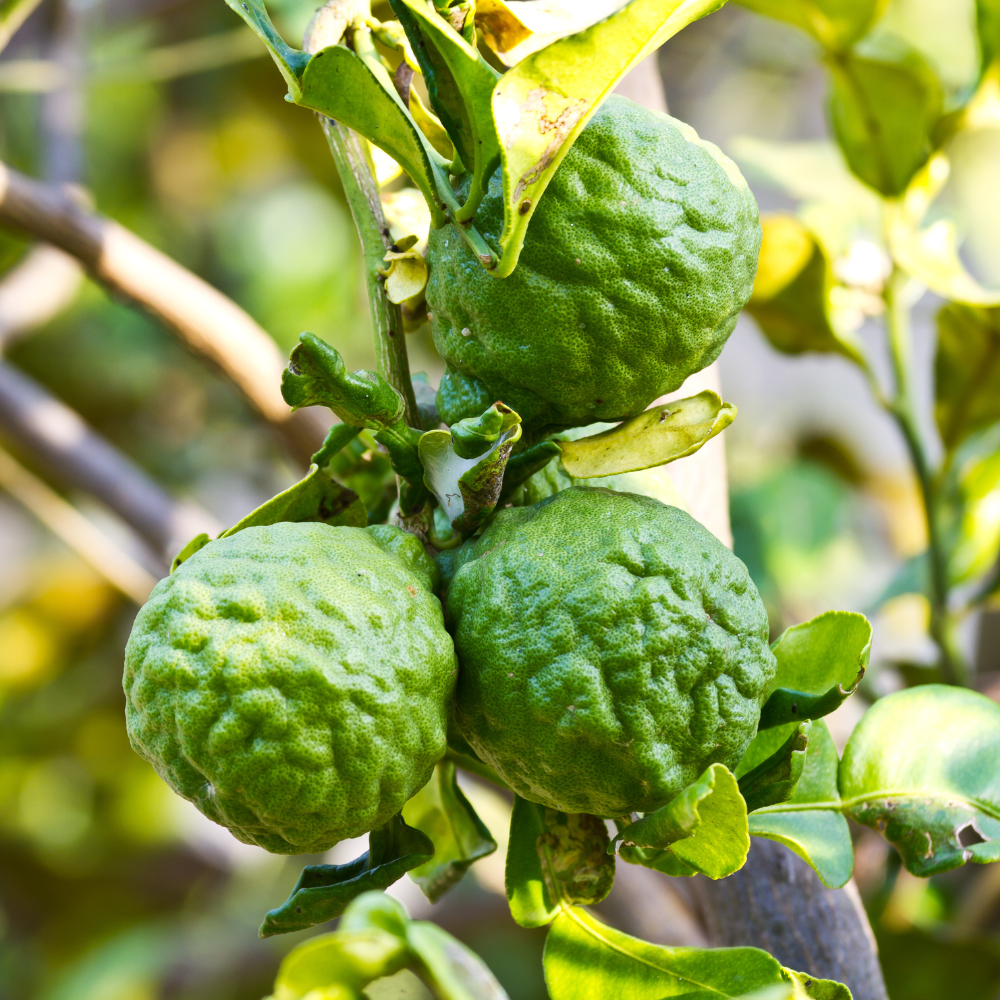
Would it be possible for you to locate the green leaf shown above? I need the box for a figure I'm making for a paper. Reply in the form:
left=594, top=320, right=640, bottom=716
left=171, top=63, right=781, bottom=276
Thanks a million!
left=0, top=0, right=44, bottom=53
left=450, top=405, right=507, bottom=459
left=504, top=796, right=614, bottom=928
left=978, top=0, right=1000, bottom=75
left=170, top=533, right=210, bottom=573
left=221, top=465, right=367, bottom=538
left=615, top=763, right=750, bottom=880
left=402, top=761, right=497, bottom=903
left=390, top=0, right=502, bottom=222
left=935, top=303, right=1000, bottom=451
left=745, top=215, right=866, bottom=366
left=311, top=423, right=363, bottom=468
left=826, top=40, right=943, bottom=196
left=556, top=392, right=735, bottom=479
left=542, top=906, right=851, bottom=1000
left=497, top=440, right=562, bottom=503
left=419, top=403, right=522, bottom=534
left=733, top=0, right=887, bottom=51
left=282, top=333, right=405, bottom=428
left=405, top=920, right=510, bottom=1000
left=297, top=43, right=447, bottom=229
left=840, top=684, right=1000, bottom=876
left=258, top=814, right=434, bottom=937
left=490, top=0, right=725, bottom=277
left=738, top=722, right=811, bottom=813
left=222, top=0, right=309, bottom=96
left=746, top=720, right=854, bottom=888
left=759, top=610, right=872, bottom=730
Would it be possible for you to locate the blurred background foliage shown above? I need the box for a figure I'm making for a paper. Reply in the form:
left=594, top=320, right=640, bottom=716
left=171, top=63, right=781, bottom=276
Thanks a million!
left=0, top=0, right=998, bottom=998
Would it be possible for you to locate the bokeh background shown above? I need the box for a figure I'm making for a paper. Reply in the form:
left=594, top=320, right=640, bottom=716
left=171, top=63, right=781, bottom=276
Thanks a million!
left=0, top=0, right=999, bottom=998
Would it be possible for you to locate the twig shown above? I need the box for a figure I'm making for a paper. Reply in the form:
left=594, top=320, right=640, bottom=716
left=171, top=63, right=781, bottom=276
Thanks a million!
left=0, top=360, right=222, bottom=557
left=0, top=442, right=158, bottom=604
left=0, top=0, right=43, bottom=54
left=0, top=160, right=327, bottom=463
left=0, top=244, right=83, bottom=347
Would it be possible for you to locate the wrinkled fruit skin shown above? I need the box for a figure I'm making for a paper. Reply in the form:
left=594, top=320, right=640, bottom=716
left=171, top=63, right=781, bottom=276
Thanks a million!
left=428, top=95, right=761, bottom=433
left=444, top=487, right=775, bottom=817
left=124, top=523, right=457, bottom=854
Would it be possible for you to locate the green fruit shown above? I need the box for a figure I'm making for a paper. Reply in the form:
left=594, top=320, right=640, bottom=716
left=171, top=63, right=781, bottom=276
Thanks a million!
left=124, top=522, right=456, bottom=854
left=428, top=95, right=761, bottom=433
left=443, top=487, right=775, bottom=817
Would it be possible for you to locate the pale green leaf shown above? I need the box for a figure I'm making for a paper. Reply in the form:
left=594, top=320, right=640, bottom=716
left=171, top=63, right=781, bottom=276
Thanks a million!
left=170, top=533, right=210, bottom=573
left=840, top=684, right=1000, bottom=876
left=491, top=0, right=725, bottom=276
left=222, top=0, right=309, bottom=96
left=734, top=0, right=887, bottom=51
left=557, top=392, right=735, bottom=479
left=737, top=722, right=811, bottom=813
left=382, top=247, right=428, bottom=304
left=935, top=302, right=1000, bottom=450
left=826, top=38, right=943, bottom=196
left=405, top=921, right=509, bottom=1000
left=402, top=761, right=497, bottom=903
left=978, top=0, right=1000, bottom=75
left=616, top=763, right=749, bottom=879
left=747, top=720, right=854, bottom=888
left=505, top=794, right=559, bottom=928
left=759, top=610, right=872, bottom=730
left=542, top=907, right=851, bottom=999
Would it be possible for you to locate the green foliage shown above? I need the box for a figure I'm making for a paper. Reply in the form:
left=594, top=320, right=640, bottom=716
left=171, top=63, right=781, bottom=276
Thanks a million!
left=259, top=814, right=434, bottom=937
left=221, top=0, right=309, bottom=93
left=760, top=610, right=872, bottom=729
left=737, top=722, right=810, bottom=813
left=734, top=0, right=887, bottom=52
left=977, top=0, right=1000, bottom=74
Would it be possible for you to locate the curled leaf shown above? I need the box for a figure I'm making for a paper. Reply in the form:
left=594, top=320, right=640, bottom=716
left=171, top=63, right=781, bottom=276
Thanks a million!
left=737, top=721, right=811, bottom=813
left=557, top=391, right=735, bottom=479
left=170, top=533, right=210, bottom=573
left=222, top=0, right=309, bottom=96
left=382, top=245, right=428, bottom=304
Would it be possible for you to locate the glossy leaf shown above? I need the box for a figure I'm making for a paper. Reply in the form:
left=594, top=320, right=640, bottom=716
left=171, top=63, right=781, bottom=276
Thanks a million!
left=259, top=814, right=434, bottom=936
left=760, top=610, right=871, bottom=730
left=935, top=303, right=1000, bottom=451
left=311, top=422, right=363, bottom=468
left=826, top=41, right=943, bottom=197
left=885, top=154, right=1000, bottom=305
left=557, top=392, right=735, bottom=479
left=222, top=0, right=309, bottom=96
left=733, top=0, right=887, bottom=51
left=543, top=906, right=851, bottom=1000
left=615, top=763, right=750, bottom=880
left=738, top=722, right=811, bottom=813
left=298, top=43, right=447, bottom=228
left=170, top=532, right=210, bottom=573
left=282, top=333, right=405, bottom=428
left=840, top=684, right=1000, bottom=876
left=491, top=0, right=724, bottom=276
left=746, top=720, right=854, bottom=888
left=390, top=0, right=501, bottom=221
left=402, top=761, right=497, bottom=903
left=419, top=403, right=522, bottom=534
left=745, top=215, right=866, bottom=366
left=504, top=795, right=614, bottom=928
left=450, top=404, right=507, bottom=459
left=497, top=440, right=562, bottom=502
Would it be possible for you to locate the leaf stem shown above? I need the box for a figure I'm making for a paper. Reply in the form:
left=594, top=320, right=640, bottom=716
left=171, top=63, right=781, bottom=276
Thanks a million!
left=318, top=116, right=420, bottom=428
left=882, top=267, right=968, bottom=685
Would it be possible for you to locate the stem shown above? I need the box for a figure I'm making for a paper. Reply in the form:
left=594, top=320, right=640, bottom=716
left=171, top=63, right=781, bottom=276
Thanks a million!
left=319, top=115, right=420, bottom=428
left=882, top=268, right=968, bottom=685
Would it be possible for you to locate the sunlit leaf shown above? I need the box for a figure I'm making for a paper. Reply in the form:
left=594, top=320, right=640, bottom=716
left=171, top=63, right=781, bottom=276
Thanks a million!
left=738, top=722, right=810, bottom=813
left=390, top=0, right=501, bottom=220
left=745, top=720, right=854, bottom=888
left=222, top=0, right=310, bottom=96
left=543, top=906, right=851, bottom=999
left=746, top=215, right=866, bottom=366
left=615, top=763, right=749, bottom=880
left=504, top=795, right=614, bottom=928
left=827, top=38, right=943, bottom=196
left=556, top=392, right=735, bottom=479
left=170, top=533, right=210, bottom=573
left=935, top=302, right=1000, bottom=450
left=298, top=43, right=447, bottom=228
left=491, top=0, right=725, bottom=276
left=734, top=0, right=887, bottom=51
left=759, top=610, right=871, bottom=730
left=259, top=814, right=434, bottom=936
left=840, top=684, right=1000, bottom=876
left=405, top=920, right=510, bottom=1000
left=402, top=760, right=497, bottom=903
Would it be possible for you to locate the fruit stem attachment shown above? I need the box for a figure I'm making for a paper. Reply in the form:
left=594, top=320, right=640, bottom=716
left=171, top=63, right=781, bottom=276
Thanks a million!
left=317, top=115, right=420, bottom=428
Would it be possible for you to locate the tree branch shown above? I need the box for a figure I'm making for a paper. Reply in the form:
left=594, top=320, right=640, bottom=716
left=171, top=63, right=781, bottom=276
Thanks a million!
left=0, top=160, right=327, bottom=463
left=0, top=243, right=83, bottom=347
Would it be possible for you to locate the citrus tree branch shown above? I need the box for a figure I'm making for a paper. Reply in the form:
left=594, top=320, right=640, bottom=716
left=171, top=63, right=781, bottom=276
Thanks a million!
left=0, top=160, right=327, bottom=462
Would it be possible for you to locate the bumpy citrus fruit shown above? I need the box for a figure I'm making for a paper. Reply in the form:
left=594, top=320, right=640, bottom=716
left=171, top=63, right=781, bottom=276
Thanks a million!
left=443, top=487, right=775, bottom=817
left=428, top=95, right=761, bottom=433
left=124, top=522, right=456, bottom=854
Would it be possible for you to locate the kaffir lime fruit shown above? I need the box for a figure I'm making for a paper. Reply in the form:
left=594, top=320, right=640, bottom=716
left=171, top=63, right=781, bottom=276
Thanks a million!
left=124, top=522, right=456, bottom=854
left=443, top=487, right=775, bottom=817
left=427, top=95, right=761, bottom=433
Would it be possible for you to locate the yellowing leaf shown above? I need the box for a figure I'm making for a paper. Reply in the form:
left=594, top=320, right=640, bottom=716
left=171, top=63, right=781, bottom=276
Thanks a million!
left=382, top=246, right=428, bottom=304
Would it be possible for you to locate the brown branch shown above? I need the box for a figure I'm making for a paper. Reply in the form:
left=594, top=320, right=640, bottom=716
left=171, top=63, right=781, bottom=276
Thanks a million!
left=0, top=160, right=327, bottom=462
